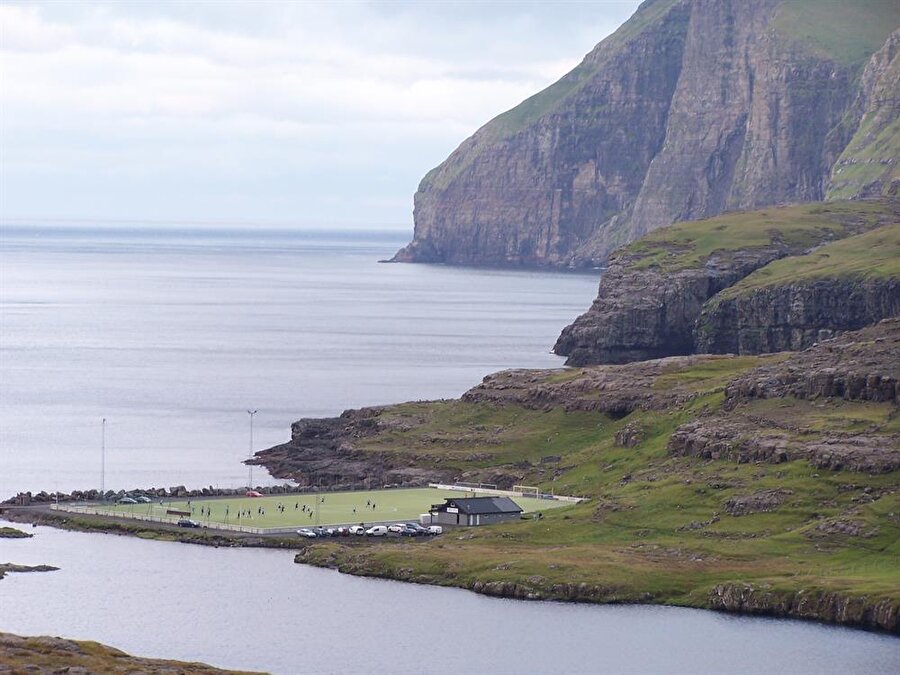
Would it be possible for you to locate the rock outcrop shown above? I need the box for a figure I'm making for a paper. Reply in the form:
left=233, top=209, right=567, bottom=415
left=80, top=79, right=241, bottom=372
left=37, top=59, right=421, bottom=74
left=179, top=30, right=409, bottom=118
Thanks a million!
left=393, top=1, right=900, bottom=268
left=249, top=409, right=454, bottom=489
left=463, top=355, right=730, bottom=415
left=708, top=584, right=899, bottom=634
left=694, top=223, right=900, bottom=355
left=696, top=277, right=900, bottom=355
left=667, top=319, right=900, bottom=473
left=723, top=318, right=900, bottom=404
left=554, top=200, right=899, bottom=365
left=0, top=632, right=253, bottom=674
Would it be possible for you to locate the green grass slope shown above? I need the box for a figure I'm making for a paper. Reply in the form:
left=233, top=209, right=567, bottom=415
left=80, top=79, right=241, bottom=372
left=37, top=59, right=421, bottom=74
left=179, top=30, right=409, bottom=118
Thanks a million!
left=295, top=348, right=900, bottom=631
left=624, top=199, right=899, bottom=272
left=713, top=223, right=900, bottom=300
left=773, top=0, right=900, bottom=65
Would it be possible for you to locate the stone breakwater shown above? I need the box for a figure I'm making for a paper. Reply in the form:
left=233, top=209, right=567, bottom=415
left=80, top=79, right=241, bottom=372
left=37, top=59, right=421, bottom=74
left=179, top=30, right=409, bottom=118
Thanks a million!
left=2, top=483, right=299, bottom=507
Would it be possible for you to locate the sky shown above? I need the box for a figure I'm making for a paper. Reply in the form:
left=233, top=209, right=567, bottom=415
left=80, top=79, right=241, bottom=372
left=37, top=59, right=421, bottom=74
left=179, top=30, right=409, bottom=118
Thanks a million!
left=0, top=1, right=643, bottom=230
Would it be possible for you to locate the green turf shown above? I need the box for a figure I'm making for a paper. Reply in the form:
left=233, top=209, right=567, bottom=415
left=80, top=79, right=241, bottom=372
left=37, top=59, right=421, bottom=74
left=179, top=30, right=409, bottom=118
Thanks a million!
left=773, top=0, right=900, bottom=66
left=709, top=223, right=899, bottom=302
left=624, top=199, right=897, bottom=272
left=98, top=488, right=568, bottom=529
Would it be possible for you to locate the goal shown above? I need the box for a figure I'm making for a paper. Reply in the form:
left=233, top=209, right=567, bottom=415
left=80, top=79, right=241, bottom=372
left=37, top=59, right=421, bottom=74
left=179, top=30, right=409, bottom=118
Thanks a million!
left=513, top=485, right=540, bottom=499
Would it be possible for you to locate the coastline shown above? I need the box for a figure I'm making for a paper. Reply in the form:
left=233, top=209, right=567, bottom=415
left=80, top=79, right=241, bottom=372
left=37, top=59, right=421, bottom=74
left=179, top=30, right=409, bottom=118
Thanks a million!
left=3, top=506, right=896, bottom=635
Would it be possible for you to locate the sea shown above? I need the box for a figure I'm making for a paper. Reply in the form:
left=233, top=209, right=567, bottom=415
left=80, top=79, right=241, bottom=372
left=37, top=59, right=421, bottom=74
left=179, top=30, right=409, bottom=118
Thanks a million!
left=0, top=226, right=595, bottom=498
left=1, top=226, right=897, bottom=674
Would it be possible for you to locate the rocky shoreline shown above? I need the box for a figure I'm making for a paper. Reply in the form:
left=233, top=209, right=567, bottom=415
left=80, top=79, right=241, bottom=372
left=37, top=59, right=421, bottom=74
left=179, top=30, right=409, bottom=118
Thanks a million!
left=293, top=548, right=899, bottom=634
left=3, top=493, right=896, bottom=635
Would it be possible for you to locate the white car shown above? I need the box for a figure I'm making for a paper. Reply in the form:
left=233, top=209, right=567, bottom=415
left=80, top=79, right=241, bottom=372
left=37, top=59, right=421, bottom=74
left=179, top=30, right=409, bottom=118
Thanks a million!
left=387, top=524, right=405, bottom=535
left=348, top=525, right=366, bottom=535
left=297, top=528, right=317, bottom=538
left=427, top=525, right=443, bottom=535
left=365, top=525, right=388, bottom=537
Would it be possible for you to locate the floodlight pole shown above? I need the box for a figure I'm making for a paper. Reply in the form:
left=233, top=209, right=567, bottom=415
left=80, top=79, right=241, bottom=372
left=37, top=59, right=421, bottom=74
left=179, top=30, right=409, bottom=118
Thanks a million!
left=247, top=410, right=257, bottom=489
left=100, top=417, right=106, bottom=502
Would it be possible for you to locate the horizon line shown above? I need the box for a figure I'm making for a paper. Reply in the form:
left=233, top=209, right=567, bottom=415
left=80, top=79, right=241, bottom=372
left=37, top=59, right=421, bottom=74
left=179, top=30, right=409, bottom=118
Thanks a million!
left=0, top=215, right=413, bottom=232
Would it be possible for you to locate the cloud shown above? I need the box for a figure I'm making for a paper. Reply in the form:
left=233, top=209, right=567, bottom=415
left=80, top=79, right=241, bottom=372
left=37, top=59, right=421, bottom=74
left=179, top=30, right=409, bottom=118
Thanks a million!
left=0, top=1, right=641, bottom=226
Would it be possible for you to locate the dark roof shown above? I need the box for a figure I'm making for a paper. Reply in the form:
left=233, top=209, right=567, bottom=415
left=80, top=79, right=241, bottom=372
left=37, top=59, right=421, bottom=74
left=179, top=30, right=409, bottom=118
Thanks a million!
left=438, top=496, right=523, bottom=515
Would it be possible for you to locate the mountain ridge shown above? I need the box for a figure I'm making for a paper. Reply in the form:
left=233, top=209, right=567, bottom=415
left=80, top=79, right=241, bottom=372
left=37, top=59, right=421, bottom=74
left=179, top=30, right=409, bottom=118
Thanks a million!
left=392, top=0, right=900, bottom=268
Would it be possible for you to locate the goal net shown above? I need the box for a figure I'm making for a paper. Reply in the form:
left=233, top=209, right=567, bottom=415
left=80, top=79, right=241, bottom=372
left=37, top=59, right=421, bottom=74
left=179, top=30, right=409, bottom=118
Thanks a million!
left=513, top=485, right=540, bottom=499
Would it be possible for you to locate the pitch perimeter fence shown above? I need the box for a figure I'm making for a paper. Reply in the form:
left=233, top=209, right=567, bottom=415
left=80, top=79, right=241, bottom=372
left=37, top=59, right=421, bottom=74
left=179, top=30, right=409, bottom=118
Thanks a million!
left=427, top=483, right=586, bottom=503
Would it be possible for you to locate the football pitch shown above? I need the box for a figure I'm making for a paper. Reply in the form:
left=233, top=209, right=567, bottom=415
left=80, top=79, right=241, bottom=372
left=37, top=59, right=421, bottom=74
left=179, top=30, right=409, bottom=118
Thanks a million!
left=98, top=487, right=567, bottom=528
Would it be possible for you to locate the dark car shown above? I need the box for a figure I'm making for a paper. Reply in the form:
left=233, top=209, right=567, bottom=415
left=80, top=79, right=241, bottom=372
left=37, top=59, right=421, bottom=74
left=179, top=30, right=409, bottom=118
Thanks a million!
left=399, top=526, right=418, bottom=537
left=312, top=527, right=329, bottom=537
left=404, top=522, right=429, bottom=536
left=177, top=518, right=201, bottom=528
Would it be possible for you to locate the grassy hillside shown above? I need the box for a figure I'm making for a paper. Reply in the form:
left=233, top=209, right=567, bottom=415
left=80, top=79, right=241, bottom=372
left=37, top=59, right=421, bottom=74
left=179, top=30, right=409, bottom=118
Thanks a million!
left=773, top=0, right=900, bottom=65
left=713, top=223, right=899, bottom=300
left=624, top=199, right=899, bottom=272
left=294, top=331, right=900, bottom=630
left=486, top=0, right=684, bottom=139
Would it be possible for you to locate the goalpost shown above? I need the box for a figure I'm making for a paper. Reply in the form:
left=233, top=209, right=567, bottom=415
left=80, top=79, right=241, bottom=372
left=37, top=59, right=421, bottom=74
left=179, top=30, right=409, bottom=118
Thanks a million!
left=513, top=485, right=540, bottom=499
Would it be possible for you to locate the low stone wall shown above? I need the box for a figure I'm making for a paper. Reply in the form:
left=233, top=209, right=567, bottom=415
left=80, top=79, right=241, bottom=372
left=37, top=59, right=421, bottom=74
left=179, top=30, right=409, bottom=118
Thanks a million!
left=2, top=483, right=303, bottom=507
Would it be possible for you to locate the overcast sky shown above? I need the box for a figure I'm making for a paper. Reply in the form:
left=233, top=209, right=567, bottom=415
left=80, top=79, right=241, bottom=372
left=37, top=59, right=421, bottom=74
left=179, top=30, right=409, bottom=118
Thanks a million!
left=1, top=1, right=642, bottom=230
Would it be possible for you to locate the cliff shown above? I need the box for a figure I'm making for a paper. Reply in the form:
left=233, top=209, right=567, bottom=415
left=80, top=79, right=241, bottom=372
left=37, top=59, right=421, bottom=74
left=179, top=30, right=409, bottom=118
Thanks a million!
left=695, top=225, right=900, bottom=354
left=554, top=199, right=899, bottom=365
left=393, top=0, right=900, bottom=268
left=827, top=28, right=900, bottom=200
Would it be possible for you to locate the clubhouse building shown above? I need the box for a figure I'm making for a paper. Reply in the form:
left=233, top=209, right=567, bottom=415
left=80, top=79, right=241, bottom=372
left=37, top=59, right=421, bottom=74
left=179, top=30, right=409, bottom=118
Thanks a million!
left=430, top=496, right=523, bottom=527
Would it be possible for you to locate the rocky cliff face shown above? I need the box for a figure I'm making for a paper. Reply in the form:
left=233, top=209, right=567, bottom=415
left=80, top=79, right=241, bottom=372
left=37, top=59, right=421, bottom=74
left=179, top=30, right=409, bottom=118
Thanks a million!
left=827, top=29, right=900, bottom=200
left=695, top=277, right=900, bottom=355
left=554, top=200, right=899, bottom=365
left=393, top=0, right=900, bottom=268
left=554, top=245, right=788, bottom=365
left=668, top=318, right=900, bottom=473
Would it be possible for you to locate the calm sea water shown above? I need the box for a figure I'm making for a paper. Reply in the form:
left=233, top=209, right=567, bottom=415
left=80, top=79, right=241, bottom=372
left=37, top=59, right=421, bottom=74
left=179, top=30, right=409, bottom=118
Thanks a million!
left=2, top=227, right=896, bottom=674
left=1, top=523, right=897, bottom=675
left=0, top=226, right=597, bottom=498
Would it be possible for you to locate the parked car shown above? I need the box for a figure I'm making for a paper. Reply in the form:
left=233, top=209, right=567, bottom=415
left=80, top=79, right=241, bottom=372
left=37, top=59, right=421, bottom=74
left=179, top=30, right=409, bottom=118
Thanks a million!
left=334, top=527, right=350, bottom=537
left=399, top=526, right=418, bottom=537
left=348, top=525, right=366, bottom=535
left=312, top=527, right=329, bottom=537
left=117, top=497, right=137, bottom=504
left=427, top=525, right=443, bottom=535
left=297, top=528, right=317, bottom=538
left=405, top=522, right=429, bottom=536
left=365, top=525, right=388, bottom=537
left=387, top=524, right=405, bottom=535
left=177, top=519, right=201, bottom=528
left=134, top=495, right=152, bottom=504
left=245, top=490, right=263, bottom=498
